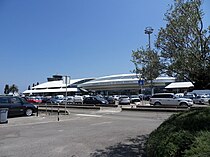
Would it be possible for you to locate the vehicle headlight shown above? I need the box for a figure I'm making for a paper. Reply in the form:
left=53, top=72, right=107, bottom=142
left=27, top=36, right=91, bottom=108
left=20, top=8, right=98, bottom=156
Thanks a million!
left=34, top=105, right=38, bottom=108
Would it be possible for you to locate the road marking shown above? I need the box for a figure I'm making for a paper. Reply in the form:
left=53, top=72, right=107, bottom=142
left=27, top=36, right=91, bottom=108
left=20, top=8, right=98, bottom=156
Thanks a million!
left=91, top=121, right=112, bottom=126
left=76, top=114, right=102, bottom=117
left=0, top=117, right=81, bottom=128
left=99, top=107, right=122, bottom=113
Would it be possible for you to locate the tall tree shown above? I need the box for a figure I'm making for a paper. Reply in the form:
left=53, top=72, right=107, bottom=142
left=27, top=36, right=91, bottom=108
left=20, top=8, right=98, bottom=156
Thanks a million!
left=156, top=0, right=210, bottom=89
left=9, top=84, right=19, bottom=94
left=4, top=84, right=10, bottom=95
left=132, top=48, right=163, bottom=94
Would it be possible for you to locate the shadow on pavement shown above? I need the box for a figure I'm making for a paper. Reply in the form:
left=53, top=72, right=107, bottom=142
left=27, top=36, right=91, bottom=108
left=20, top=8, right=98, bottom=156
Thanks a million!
left=90, top=134, right=148, bottom=157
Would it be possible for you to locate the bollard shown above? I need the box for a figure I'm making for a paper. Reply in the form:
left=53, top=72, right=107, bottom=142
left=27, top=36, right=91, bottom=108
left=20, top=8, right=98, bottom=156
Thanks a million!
left=36, top=106, right=39, bottom=117
left=57, top=103, right=60, bottom=121
left=51, top=105, right=53, bottom=115
left=45, top=103, right=48, bottom=115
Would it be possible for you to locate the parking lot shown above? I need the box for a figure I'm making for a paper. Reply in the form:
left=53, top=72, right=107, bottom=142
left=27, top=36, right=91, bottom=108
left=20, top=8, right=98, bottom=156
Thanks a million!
left=0, top=110, right=173, bottom=157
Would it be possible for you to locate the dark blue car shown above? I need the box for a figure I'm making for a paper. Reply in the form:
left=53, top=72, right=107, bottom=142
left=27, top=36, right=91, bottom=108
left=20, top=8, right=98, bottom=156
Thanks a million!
left=0, top=96, right=38, bottom=117
left=83, top=96, right=108, bottom=105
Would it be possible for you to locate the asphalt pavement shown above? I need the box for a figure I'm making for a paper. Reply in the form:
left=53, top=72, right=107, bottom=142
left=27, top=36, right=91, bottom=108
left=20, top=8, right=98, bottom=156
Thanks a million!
left=0, top=110, right=173, bottom=157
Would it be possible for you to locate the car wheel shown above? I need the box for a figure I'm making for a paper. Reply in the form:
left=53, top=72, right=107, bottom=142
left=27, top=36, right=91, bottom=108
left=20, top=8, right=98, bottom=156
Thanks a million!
left=180, top=102, right=188, bottom=107
left=154, top=102, right=161, bottom=106
left=25, top=108, right=33, bottom=116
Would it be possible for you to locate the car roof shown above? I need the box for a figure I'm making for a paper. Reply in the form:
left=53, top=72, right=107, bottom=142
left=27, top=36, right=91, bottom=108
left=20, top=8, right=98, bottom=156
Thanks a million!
left=0, top=95, right=17, bottom=98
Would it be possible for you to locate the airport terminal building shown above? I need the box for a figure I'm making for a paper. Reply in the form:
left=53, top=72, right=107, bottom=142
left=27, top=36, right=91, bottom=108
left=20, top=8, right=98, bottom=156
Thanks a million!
left=23, top=74, right=176, bottom=96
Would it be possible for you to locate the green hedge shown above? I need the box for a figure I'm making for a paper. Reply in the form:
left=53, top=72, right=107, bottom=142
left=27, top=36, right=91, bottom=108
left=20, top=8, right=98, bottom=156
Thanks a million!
left=146, top=108, right=210, bottom=157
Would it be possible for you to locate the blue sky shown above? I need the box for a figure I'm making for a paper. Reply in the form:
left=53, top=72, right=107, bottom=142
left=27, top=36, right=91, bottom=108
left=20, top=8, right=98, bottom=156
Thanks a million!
left=0, top=0, right=209, bottom=93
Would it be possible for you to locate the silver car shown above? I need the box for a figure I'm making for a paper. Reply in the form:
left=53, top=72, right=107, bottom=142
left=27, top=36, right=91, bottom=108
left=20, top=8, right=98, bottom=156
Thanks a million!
left=199, top=95, right=210, bottom=105
left=119, top=96, right=130, bottom=105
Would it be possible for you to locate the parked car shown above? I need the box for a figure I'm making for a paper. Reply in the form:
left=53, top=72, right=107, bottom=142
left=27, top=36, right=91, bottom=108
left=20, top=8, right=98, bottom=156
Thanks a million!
left=83, top=96, right=108, bottom=105
left=50, top=97, right=64, bottom=104
left=182, top=93, right=196, bottom=100
left=192, top=95, right=204, bottom=104
left=104, top=96, right=115, bottom=104
left=130, top=95, right=140, bottom=103
left=41, top=97, right=51, bottom=103
left=149, top=93, right=193, bottom=107
left=139, top=94, right=151, bottom=101
left=119, top=96, right=130, bottom=105
left=61, top=96, right=74, bottom=104
left=27, top=96, right=42, bottom=103
left=0, top=96, right=38, bottom=117
left=199, top=95, right=210, bottom=105
left=113, top=95, right=120, bottom=101
left=73, top=95, right=83, bottom=104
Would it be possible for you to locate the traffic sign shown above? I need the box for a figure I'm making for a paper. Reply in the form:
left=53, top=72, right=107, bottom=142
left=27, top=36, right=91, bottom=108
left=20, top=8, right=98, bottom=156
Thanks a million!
left=138, top=79, right=144, bottom=86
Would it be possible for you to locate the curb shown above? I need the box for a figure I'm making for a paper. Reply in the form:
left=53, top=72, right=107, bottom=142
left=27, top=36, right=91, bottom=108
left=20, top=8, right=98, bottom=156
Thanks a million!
left=37, top=105, right=191, bottom=113
left=122, top=107, right=188, bottom=112
left=38, top=107, right=70, bottom=114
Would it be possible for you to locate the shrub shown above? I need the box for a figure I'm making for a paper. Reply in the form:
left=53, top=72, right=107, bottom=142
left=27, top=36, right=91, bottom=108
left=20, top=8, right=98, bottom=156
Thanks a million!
left=146, top=108, right=210, bottom=157
left=184, top=131, right=210, bottom=157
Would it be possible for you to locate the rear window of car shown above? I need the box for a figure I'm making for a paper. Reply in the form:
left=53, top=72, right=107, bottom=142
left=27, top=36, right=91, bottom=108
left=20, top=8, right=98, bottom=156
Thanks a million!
left=0, top=97, right=9, bottom=103
left=10, top=97, right=22, bottom=104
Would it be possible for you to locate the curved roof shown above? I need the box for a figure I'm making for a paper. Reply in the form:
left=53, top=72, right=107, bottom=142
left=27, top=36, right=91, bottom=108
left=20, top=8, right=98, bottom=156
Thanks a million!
left=23, top=74, right=176, bottom=95
left=23, top=78, right=93, bottom=94
left=79, top=74, right=176, bottom=90
left=23, top=88, right=79, bottom=94
left=153, top=76, right=175, bottom=83
left=32, top=80, right=65, bottom=89
left=32, top=79, right=88, bottom=89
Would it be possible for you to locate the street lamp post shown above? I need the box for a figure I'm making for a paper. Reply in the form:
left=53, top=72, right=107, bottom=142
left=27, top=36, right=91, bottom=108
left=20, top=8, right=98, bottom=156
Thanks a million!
left=144, top=26, right=154, bottom=95
left=63, top=75, right=70, bottom=115
left=144, top=26, right=153, bottom=50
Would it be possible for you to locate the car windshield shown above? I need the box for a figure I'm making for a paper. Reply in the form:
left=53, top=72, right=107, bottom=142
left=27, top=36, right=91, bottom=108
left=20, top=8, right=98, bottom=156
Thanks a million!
left=95, top=96, right=105, bottom=101
left=21, top=97, right=28, bottom=103
left=171, top=95, right=180, bottom=99
left=57, top=98, right=63, bottom=100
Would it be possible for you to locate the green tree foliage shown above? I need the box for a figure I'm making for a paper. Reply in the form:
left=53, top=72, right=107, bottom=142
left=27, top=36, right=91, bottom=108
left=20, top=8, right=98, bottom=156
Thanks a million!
left=4, top=84, right=10, bottom=95
left=132, top=48, right=163, bottom=93
left=156, top=0, right=210, bottom=89
left=9, top=84, right=19, bottom=94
